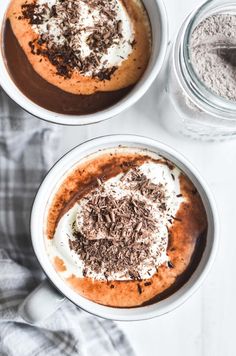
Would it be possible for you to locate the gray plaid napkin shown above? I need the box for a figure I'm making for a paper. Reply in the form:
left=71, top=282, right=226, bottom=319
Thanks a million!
left=0, top=90, right=134, bottom=356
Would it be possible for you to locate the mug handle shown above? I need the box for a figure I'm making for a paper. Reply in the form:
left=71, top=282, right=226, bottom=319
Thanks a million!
left=19, top=279, right=65, bottom=324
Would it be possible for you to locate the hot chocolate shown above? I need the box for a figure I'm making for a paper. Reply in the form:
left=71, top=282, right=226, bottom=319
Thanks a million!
left=3, top=0, right=151, bottom=115
left=45, top=147, right=208, bottom=308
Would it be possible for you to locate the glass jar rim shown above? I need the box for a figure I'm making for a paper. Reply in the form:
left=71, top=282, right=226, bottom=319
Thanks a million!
left=175, top=0, right=236, bottom=121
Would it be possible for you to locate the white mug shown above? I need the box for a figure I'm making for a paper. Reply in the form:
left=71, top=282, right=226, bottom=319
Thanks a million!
left=0, top=0, right=168, bottom=125
left=20, top=135, right=219, bottom=323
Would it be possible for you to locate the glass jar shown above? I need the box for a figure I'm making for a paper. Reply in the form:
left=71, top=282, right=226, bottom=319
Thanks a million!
left=166, top=0, right=236, bottom=140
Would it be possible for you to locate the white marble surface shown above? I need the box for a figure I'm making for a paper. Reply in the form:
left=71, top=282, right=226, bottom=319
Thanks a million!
left=61, top=0, right=236, bottom=355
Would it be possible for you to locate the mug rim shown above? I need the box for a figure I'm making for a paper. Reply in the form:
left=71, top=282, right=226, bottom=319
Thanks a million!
left=30, top=134, right=219, bottom=321
left=0, top=0, right=168, bottom=126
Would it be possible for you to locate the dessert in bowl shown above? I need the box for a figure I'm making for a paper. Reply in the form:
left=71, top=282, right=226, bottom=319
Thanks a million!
left=0, top=0, right=168, bottom=124
left=23, top=135, right=218, bottom=322
left=46, top=145, right=208, bottom=307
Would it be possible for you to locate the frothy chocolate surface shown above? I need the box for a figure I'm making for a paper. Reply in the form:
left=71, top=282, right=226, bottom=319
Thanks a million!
left=46, top=148, right=208, bottom=308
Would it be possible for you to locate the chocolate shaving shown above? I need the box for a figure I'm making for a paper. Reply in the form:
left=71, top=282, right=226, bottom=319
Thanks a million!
left=171, top=215, right=182, bottom=222
left=137, top=284, right=142, bottom=294
left=168, top=261, right=174, bottom=269
left=50, top=5, right=57, bottom=18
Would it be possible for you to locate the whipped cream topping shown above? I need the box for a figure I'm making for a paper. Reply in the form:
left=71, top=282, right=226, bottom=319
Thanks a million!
left=46, top=158, right=185, bottom=281
left=28, top=0, right=134, bottom=78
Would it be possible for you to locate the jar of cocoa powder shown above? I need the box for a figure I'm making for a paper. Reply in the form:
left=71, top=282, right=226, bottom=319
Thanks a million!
left=166, top=0, right=236, bottom=140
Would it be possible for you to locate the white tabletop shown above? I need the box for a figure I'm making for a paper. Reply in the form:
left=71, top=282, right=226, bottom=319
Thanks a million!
left=62, top=1, right=236, bottom=355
